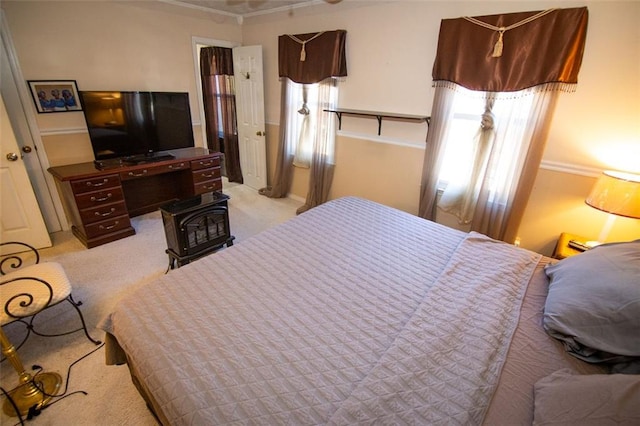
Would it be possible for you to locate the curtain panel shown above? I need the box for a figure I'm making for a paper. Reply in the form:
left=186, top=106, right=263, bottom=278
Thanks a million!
left=279, top=30, right=347, bottom=84
left=296, top=78, right=338, bottom=215
left=432, top=7, right=588, bottom=92
left=200, top=46, right=234, bottom=76
left=259, top=81, right=296, bottom=198
left=200, top=47, right=243, bottom=183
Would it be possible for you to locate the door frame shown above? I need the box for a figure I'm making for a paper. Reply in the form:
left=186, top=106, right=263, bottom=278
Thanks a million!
left=191, top=36, right=239, bottom=150
left=0, top=10, right=67, bottom=232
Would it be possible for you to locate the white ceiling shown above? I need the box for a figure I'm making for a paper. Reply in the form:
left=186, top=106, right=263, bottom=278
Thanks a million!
left=159, top=0, right=335, bottom=18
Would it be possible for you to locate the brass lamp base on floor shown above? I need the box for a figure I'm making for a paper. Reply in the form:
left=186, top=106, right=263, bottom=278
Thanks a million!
left=2, top=371, right=62, bottom=417
left=1, top=327, right=62, bottom=418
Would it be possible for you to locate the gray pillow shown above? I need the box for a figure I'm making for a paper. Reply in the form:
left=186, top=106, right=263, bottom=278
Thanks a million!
left=533, top=369, right=640, bottom=425
left=543, top=240, right=640, bottom=372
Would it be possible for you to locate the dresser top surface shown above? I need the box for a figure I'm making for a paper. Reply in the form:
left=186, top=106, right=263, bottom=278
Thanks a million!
left=48, top=148, right=218, bottom=181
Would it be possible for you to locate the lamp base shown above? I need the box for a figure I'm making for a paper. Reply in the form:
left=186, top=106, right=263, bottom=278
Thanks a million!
left=2, top=371, right=62, bottom=417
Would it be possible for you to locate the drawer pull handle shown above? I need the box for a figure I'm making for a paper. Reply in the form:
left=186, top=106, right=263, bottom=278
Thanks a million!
left=87, top=179, right=109, bottom=187
left=199, top=161, right=213, bottom=167
left=90, top=193, right=113, bottom=202
left=128, top=170, right=148, bottom=177
left=168, top=163, right=185, bottom=169
left=99, top=221, right=119, bottom=231
left=95, top=208, right=116, bottom=217
left=200, top=173, right=214, bottom=178
left=203, top=185, right=215, bottom=190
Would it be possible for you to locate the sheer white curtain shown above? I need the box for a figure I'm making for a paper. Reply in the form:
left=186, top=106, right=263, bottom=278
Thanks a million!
left=420, top=83, right=560, bottom=242
left=296, top=78, right=338, bottom=214
left=438, top=97, right=495, bottom=224
left=286, top=79, right=337, bottom=170
left=314, top=78, right=338, bottom=165
left=418, top=84, right=458, bottom=219
left=292, top=83, right=313, bottom=168
left=471, top=86, right=559, bottom=240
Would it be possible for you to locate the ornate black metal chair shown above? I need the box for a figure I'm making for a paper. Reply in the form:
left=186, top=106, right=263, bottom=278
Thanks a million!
left=0, top=241, right=100, bottom=417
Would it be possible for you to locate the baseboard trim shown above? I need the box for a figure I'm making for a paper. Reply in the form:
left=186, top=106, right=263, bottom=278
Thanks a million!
left=287, top=193, right=305, bottom=203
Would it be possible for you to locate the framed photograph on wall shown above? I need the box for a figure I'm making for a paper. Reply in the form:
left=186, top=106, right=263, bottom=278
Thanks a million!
left=27, top=80, right=82, bottom=113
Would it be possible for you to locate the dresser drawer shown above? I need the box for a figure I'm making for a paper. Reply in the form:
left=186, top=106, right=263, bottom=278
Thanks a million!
left=193, top=179, right=222, bottom=195
left=120, top=161, right=189, bottom=181
left=79, top=201, right=129, bottom=225
left=75, top=187, right=125, bottom=210
left=190, top=156, right=220, bottom=171
left=71, top=174, right=120, bottom=194
left=84, top=214, right=132, bottom=239
left=191, top=166, right=221, bottom=184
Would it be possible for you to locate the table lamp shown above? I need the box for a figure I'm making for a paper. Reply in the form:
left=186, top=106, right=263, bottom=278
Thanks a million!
left=584, top=170, right=640, bottom=244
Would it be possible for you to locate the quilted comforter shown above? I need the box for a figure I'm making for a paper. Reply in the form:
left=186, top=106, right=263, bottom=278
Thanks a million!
left=100, top=197, right=556, bottom=425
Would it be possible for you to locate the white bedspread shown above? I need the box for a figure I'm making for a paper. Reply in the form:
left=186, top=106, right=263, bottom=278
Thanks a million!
left=100, top=197, right=541, bottom=425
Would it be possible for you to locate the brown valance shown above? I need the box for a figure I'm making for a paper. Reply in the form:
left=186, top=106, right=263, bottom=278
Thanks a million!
left=432, top=7, right=588, bottom=92
left=279, top=30, right=347, bottom=84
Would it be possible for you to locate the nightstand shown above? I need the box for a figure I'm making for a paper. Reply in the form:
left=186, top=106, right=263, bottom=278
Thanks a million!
left=552, top=232, right=592, bottom=259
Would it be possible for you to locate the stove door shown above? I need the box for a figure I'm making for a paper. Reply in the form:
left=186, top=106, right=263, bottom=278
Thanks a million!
left=178, top=206, right=230, bottom=257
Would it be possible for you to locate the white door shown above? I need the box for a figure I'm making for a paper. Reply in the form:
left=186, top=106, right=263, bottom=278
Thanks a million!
left=0, top=95, right=51, bottom=250
left=1, top=12, right=64, bottom=234
left=233, top=45, right=267, bottom=190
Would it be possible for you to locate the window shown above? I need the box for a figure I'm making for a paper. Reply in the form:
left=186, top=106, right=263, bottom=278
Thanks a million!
left=439, top=88, right=536, bottom=189
left=211, top=75, right=235, bottom=138
left=436, top=85, right=541, bottom=225
left=284, top=79, right=338, bottom=168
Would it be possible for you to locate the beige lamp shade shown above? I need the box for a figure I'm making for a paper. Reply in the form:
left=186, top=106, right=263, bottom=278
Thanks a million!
left=585, top=171, right=640, bottom=219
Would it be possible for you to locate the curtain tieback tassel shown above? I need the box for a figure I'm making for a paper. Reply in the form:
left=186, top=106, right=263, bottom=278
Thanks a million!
left=286, top=31, right=326, bottom=62
left=462, top=9, right=557, bottom=59
left=492, top=29, right=505, bottom=57
left=300, top=42, right=307, bottom=61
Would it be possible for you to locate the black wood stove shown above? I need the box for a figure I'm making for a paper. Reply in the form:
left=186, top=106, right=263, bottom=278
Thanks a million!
left=160, top=191, right=234, bottom=269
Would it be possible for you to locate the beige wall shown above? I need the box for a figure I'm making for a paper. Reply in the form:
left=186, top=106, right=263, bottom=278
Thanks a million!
left=519, top=169, right=639, bottom=253
left=2, top=0, right=242, bottom=165
left=3, top=1, right=640, bottom=256
left=248, top=1, right=640, bottom=255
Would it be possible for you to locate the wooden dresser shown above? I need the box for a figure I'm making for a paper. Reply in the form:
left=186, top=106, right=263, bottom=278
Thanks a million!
left=48, top=148, right=222, bottom=248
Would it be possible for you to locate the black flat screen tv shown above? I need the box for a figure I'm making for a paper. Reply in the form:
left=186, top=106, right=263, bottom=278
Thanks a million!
left=79, top=91, right=195, bottom=163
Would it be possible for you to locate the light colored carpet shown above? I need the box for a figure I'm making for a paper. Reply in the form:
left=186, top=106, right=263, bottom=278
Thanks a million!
left=0, top=182, right=302, bottom=425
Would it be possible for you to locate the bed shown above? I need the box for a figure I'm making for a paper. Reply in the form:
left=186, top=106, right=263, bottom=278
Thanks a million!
left=99, top=196, right=639, bottom=425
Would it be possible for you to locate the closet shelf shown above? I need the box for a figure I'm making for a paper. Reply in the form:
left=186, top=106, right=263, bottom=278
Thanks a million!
left=324, top=108, right=430, bottom=135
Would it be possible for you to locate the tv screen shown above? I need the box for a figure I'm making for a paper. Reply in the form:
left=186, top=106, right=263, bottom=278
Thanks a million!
left=79, top=91, right=195, bottom=161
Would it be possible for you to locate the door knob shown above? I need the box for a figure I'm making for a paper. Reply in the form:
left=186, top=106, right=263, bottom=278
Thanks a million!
left=22, top=146, right=32, bottom=154
left=256, top=131, right=266, bottom=136
left=6, top=152, right=19, bottom=161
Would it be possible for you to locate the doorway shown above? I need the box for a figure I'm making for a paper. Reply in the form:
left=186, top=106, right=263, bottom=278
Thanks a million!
left=191, top=37, right=267, bottom=191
